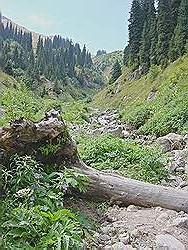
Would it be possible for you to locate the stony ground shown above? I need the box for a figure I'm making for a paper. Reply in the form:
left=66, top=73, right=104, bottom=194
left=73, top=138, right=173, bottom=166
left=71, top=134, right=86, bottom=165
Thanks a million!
left=86, top=204, right=188, bottom=250
left=70, top=109, right=188, bottom=249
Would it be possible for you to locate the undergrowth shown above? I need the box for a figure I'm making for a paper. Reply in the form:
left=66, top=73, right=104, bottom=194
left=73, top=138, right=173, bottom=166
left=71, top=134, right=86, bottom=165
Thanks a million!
left=1, top=155, right=93, bottom=249
left=78, top=134, right=168, bottom=184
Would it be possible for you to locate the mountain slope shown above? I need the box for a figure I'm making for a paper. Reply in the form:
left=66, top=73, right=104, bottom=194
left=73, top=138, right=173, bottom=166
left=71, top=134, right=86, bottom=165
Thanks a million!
left=2, top=16, right=52, bottom=50
left=93, top=50, right=123, bottom=84
left=93, top=54, right=188, bottom=136
left=1, top=15, right=104, bottom=100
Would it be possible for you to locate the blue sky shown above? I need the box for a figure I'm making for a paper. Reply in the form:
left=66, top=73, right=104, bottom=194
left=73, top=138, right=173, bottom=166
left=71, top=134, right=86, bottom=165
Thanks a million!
left=0, top=0, right=132, bottom=54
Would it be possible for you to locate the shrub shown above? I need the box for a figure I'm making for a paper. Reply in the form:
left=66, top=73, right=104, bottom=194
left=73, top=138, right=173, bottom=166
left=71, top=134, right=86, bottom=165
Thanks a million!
left=1, top=155, right=91, bottom=249
left=78, top=134, right=168, bottom=184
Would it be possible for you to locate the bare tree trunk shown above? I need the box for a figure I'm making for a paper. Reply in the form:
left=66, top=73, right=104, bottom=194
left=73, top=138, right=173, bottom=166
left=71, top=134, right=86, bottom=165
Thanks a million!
left=1, top=110, right=188, bottom=213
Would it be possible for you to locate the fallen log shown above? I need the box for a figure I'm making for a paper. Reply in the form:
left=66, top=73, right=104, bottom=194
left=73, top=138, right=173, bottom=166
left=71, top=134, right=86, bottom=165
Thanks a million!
left=1, top=109, right=188, bottom=213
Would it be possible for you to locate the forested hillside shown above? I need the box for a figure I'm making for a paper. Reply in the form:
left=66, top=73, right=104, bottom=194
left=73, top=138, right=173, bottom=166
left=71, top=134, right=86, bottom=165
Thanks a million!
left=124, top=0, right=188, bottom=72
left=0, top=13, right=103, bottom=99
left=0, top=0, right=188, bottom=249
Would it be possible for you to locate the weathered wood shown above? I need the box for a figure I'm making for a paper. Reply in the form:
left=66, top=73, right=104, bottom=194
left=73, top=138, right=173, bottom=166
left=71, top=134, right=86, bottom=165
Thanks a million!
left=1, top=109, right=188, bottom=213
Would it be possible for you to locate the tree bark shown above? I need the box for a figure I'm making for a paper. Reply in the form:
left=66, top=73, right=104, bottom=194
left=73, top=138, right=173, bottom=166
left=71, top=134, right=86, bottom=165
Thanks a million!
left=1, top=109, right=188, bottom=213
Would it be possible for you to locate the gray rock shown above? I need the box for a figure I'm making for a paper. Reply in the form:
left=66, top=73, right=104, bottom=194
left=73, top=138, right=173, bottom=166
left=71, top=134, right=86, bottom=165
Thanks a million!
left=122, top=130, right=131, bottom=139
left=157, top=137, right=172, bottom=153
left=155, top=234, right=186, bottom=250
left=107, top=126, right=124, bottom=138
left=91, top=127, right=105, bottom=136
left=119, top=233, right=130, bottom=245
left=130, top=229, right=142, bottom=239
left=127, top=205, right=139, bottom=212
left=172, top=217, right=188, bottom=229
left=111, top=242, right=135, bottom=250
left=157, top=133, right=184, bottom=153
left=104, top=245, right=112, bottom=250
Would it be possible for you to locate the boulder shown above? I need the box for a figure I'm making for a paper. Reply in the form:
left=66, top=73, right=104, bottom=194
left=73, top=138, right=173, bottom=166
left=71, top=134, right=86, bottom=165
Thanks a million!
left=157, top=133, right=185, bottom=153
left=172, top=217, right=188, bottom=229
left=107, top=126, right=124, bottom=138
left=155, top=234, right=186, bottom=250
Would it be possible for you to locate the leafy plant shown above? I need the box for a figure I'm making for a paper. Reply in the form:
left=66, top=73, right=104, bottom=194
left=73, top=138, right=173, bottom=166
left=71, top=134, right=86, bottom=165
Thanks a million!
left=78, top=134, right=168, bottom=184
left=1, top=155, right=91, bottom=249
left=2, top=206, right=84, bottom=249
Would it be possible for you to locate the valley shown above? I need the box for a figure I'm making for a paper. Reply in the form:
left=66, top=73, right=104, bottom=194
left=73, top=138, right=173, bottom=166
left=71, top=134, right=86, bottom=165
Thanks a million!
left=0, top=0, right=188, bottom=249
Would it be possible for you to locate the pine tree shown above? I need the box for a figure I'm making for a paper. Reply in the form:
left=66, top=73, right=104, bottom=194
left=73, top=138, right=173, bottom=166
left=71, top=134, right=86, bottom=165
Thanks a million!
left=109, top=60, right=122, bottom=84
left=170, top=0, right=182, bottom=31
left=169, top=0, right=188, bottom=61
left=128, top=0, right=144, bottom=70
left=156, top=0, right=173, bottom=67
left=139, top=0, right=156, bottom=72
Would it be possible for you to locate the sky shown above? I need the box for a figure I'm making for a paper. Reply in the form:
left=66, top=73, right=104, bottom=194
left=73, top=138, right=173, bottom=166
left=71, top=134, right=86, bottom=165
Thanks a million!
left=0, top=0, right=132, bottom=54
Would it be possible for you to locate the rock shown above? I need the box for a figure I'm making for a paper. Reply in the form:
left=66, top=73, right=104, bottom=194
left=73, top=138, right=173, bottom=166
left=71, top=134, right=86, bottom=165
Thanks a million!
left=130, top=229, right=142, bottom=239
left=178, top=181, right=188, bottom=189
left=172, top=217, right=188, bottom=229
left=157, top=133, right=184, bottom=153
left=119, top=233, right=130, bottom=245
left=91, top=127, right=105, bottom=136
left=101, top=225, right=112, bottom=234
left=99, top=234, right=111, bottom=242
left=155, top=234, right=186, bottom=250
left=127, top=205, right=139, bottom=212
left=111, top=242, right=135, bottom=250
left=104, top=245, right=112, bottom=250
left=156, top=137, right=172, bottom=153
left=155, top=207, right=163, bottom=212
left=107, top=126, right=124, bottom=137
left=156, top=211, right=177, bottom=222
left=175, top=167, right=185, bottom=173
left=122, top=130, right=131, bottom=139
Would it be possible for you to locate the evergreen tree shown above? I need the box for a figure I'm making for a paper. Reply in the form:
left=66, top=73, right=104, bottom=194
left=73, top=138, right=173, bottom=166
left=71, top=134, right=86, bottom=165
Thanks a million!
left=123, top=45, right=129, bottom=66
left=169, top=0, right=188, bottom=61
left=128, top=0, right=144, bottom=70
left=170, top=0, right=182, bottom=31
left=156, top=0, right=173, bottom=67
left=109, top=60, right=122, bottom=84
left=81, top=45, right=86, bottom=67
left=139, top=0, right=156, bottom=72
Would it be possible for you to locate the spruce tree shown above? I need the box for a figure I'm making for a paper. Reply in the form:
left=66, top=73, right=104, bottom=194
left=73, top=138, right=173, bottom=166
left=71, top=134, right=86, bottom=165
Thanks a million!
left=170, top=0, right=182, bottom=31
left=169, top=0, right=188, bottom=61
left=139, top=0, right=156, bottom=72
left=109, top=60, right=122, bottom=84
left=156, top=0, right=173, bottom=67
left=128, top=0, right=144, bottom=70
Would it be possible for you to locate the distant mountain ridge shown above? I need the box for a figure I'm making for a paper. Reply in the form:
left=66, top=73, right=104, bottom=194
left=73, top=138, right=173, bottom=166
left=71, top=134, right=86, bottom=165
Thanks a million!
left=2, top=16, right=53, bottom=49
left=0, top=15, right=103, bottom=100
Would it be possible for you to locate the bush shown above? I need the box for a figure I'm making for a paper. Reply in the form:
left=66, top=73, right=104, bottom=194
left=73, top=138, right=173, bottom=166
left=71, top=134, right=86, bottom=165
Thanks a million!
left=78, top=134, right=168, bottom=184
left=1, top=155, right=91, bottom=249
left=121, top=104, right=152, bottom=129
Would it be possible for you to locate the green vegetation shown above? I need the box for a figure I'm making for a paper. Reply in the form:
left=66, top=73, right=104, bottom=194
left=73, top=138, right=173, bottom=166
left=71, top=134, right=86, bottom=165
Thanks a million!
left=1, top=155, right=91, bottom=249
left=78, top=134, right=168, bottom=184
left=93, top=50, right=123, bottom=84
left=125, top=0, right=188, bottom=71
left=0, top=84, right=91, bottom=126
left=109, top=60, right=122, bottom=84
left=94, top=54, right=188, bottom=136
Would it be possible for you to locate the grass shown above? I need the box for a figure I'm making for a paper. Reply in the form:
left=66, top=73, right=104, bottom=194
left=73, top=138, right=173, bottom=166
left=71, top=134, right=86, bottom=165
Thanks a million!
left=0, top=70, right=19, bottom=101
left=93, top=50, right=124, bottom=84
left=78, top=133, right=168, bottom=184
left=93, top=54, right=188, bottom=136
